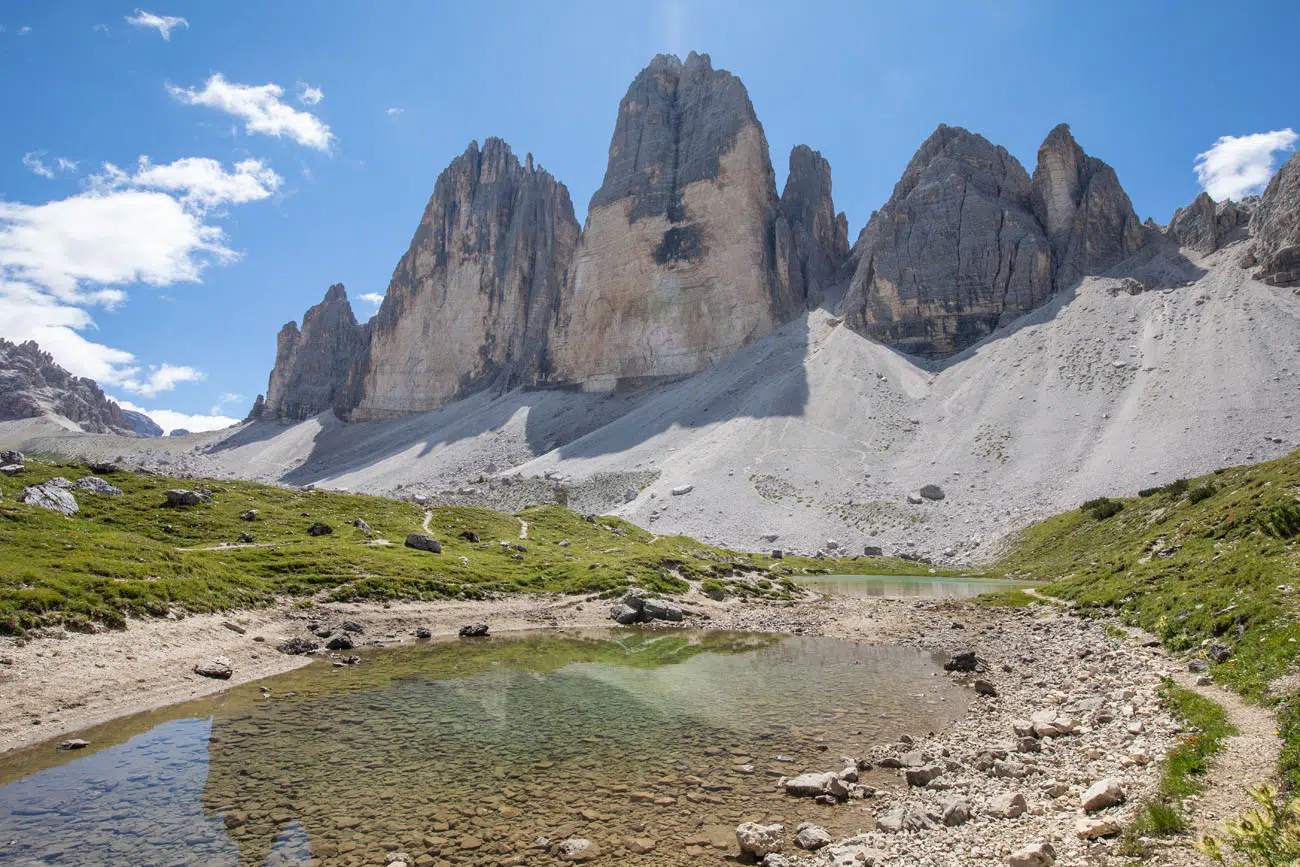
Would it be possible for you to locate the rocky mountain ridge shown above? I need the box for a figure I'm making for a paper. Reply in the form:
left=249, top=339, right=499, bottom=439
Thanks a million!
left=254, top=53, right=1289, bottom=422
left=0, top=339, right=149, bottom=437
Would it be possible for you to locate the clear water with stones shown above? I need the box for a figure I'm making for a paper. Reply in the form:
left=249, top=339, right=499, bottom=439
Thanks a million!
left=0, top=629, right=965, bottom=866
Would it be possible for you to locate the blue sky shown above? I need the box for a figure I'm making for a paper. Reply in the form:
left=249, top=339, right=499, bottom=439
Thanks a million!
left=0, top=0, right=1296, bottom=431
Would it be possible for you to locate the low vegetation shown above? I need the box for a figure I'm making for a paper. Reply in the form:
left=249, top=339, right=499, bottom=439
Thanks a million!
left=1124, top=681, right=1235, bottom=849
left=1198, top=784, right=1300, bottom=865
left=997, top=448, right=1300, bottom=798
left=0, top=460, right=932, bottom=635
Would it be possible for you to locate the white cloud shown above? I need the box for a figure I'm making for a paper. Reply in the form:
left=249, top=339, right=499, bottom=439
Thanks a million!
left=94, top=155, right=282, bottom=211
left=22, top=152, right=54, bottom=179
left=22, top=152, right=78, bottom=179
left=169, top=74, right=334, bottom=151
left=0, top=155, right=277, bottom=407
left=17, top=26, right=31, bottom=35
left=113, top=397, right=239, bottom=434
left=297, top=83, right=324, bottom=106
left=385, top=107, right=404, bottom=117
left=119, top=362, right=203, bottom=398
left=125, top=9, right=188, bottom=40
left=1194, top=129, right=1299, bottom=201
left=210, top=391, right=243, bottom=414
left=359, top=292, right=385, bottom=306
left=91, top=23, right=109, bottom=34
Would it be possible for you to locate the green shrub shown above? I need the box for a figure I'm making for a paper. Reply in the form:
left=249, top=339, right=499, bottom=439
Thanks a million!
left=1262, top=501, right=1300, bottom=540
left=1162, top=478, right=1191, bottom=497
left=1081, top=497, right=1123, bottom=520
left=1189, top=484, right=1219, bottom=505
left=1199, top=784, right=1300, bottom=865
left=1139, top=486, right=1161, bottom=498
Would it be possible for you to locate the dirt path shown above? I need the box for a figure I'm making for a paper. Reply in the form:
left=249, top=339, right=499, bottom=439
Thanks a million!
left=1023, top=589, right=1281, bottom=863
left=422, top=509, right=432, bottom=533
left=518, top=516, right=528, bottom=539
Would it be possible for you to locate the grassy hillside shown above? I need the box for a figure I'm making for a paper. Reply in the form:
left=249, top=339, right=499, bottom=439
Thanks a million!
left=997, top=449, right=1300, bottom=781
left=0, top=461, right=928, bottom=635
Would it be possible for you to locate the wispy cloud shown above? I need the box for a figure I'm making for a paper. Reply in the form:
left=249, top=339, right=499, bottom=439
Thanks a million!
left=17, top=25, right=31, bottom=36
left=113, top=396, right=239, bottom=433
left=359, top=292, right=385, bottom=306
left=297, top=83, right=324, bottom=106
left=92, top=155, right=283, bottom=212
left=1194, top=129, right=1298, bottom=201
left=125, top=9, right=188, bottom=40
left=169, top=74, right=334, bottom=151
left=22, top=152, right=79, bottom=179
left=385, top=107, right=404, bottom=117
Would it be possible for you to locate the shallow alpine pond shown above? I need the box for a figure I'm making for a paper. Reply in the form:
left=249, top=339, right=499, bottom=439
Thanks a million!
left=797, top=574, right=1033, bottom=599
left=0, top=629, right=965, bottom=866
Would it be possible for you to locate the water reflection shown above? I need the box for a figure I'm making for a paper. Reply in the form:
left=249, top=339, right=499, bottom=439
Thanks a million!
left=0, top=630, right=965, bottom=866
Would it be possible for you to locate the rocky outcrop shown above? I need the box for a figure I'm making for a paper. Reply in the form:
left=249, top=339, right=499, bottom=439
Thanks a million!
left=1249, top=151, right=1300, bottom=286
left=262, top=284, right=370, bottom=422
left=350, top=139, right=580, bottom=420
left=776, top=145, right=850, bottom=308
left=549, top=52, right=798, bottom=390
left=1167, top=192, right=1252, bottom=254
left=120, top=409, right=163, bottom=438
left=0, top=339, right=137, bottom=435
left=1029, top=124, right=1144, bottom=291
left=841, top=125, right=1053, bottom=358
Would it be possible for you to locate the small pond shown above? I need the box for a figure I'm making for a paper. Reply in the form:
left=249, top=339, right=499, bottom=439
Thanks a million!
left=796, top=574, right=1032, bottom=599
left=0, top=630, right=964, bottom=866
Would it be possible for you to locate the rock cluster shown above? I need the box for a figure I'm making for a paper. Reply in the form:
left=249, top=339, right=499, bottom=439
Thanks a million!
left=1248, top=151, right=1300, bottom=286
left=609, top=589, right=684, bottom=624
left=1167, top=191, right=1253, bottom=253
left=262, top=283, right=370, bottom=422
left=0, top=338, right=140, bottom=435
left=843, top=124, right=1144, bottom=358
left=19, top=482, right=78, bottom=515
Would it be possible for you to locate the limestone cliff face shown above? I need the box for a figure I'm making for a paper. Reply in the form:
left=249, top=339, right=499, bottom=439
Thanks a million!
left=352, top=138, right=580, bottom=419
left=842, top=125, right=1053, bottom=358
left=262, top=284, right=370, bottom=422
left=549, top=52, right=798, bottom=390
left=0, top=338, right=136, bottom=434
left=776, top=145, right=850, bottom=309
left=1167, top=192, right=1252, bottom=254
left=1249, top=151, right=1300, bottom=287
left=1030, top=124, right=1145, bottom=291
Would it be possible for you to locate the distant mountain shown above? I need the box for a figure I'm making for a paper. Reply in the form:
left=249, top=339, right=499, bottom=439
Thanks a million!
left=0, top=339, right=147, bottom=436
left=121, top=410, right=164, bottom=438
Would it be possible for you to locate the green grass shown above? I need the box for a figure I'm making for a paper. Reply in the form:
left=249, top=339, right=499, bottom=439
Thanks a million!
left=0, top=460, right=936, bottom=635
left=996, top=448, right=1300, bottom=783
left=1124, top=681, right=1235, bottom=849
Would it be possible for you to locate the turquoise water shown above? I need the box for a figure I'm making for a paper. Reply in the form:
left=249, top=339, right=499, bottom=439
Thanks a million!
left=0, top=629, right=965, bottom=866
left=797, top=573, right=1032, bottom=598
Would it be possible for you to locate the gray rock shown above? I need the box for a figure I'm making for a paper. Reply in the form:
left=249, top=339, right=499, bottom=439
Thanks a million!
left=165, top=489, right=205, bottom=507
left=241, top=509, right=259, bottom=521
left=236, top=532, right=255, bottom=543
left=1080, top=778, right=1125, bottom=812
left=987, top=792, right=1027, bottom=819
left=555, top=838, right=599, bottom=862
left=0, top=464, right=24, bottom=476
left=340, top=620, right=364, bottom=634
left=862, top=545, right=883, bottom=556
left=938, top=797, right=971, bottom=827
left=352, top=518, right=371, bottom=531
left=875, top=806, right=936, bottom=833
left=843, top=125, right=1053, bottom=358
left=793, top=823, right=832, bottom=851
left=59, top=739, right=90, bottom=750
left=1030, top=123, right=1145, bottom=293
left=1207, top=642, right=1232, bottom=663
left=404, top=533, right=441, bottom=553
left=1007, top=842, right=1055, bottom=867
left=919, top=484, right=945, bottom=501
left=262, top=284, right=371, bottom=422
left=276, top=637, right=319, bottom=655
left=611, top=603, right=641, bottom=624
left=0, top=450, right=24, bottom=465
left=414, top=627, right=432, bottom=639
left=19, top=483, right=78, bottom=515
left=74, top=476, right=123, bottom=496
left=776, top=145, right=850, bottom=309
left=1250, top=151, right=1300, bottom=287
left=784, top=772, right=838, bottom=797
left=1168, top=191, right=1251, bottom=253
left=671, top=484, right=694, bottom=496
left=735, top=822, right=784, bottom=857
left=1076, top=816, right=1121, bottom=839
left=194, top=657, right=233, bottom=679
left=350, top=137, right=580, bottom=419
left=459, top=623, right=489, bottom=637
left=905, top=764, right=943, bottom=787
left=324, top=632, right=354, bottom=651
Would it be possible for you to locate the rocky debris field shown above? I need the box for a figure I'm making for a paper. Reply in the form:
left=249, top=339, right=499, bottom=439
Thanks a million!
left=701, top=600, right=1188, bottom=867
